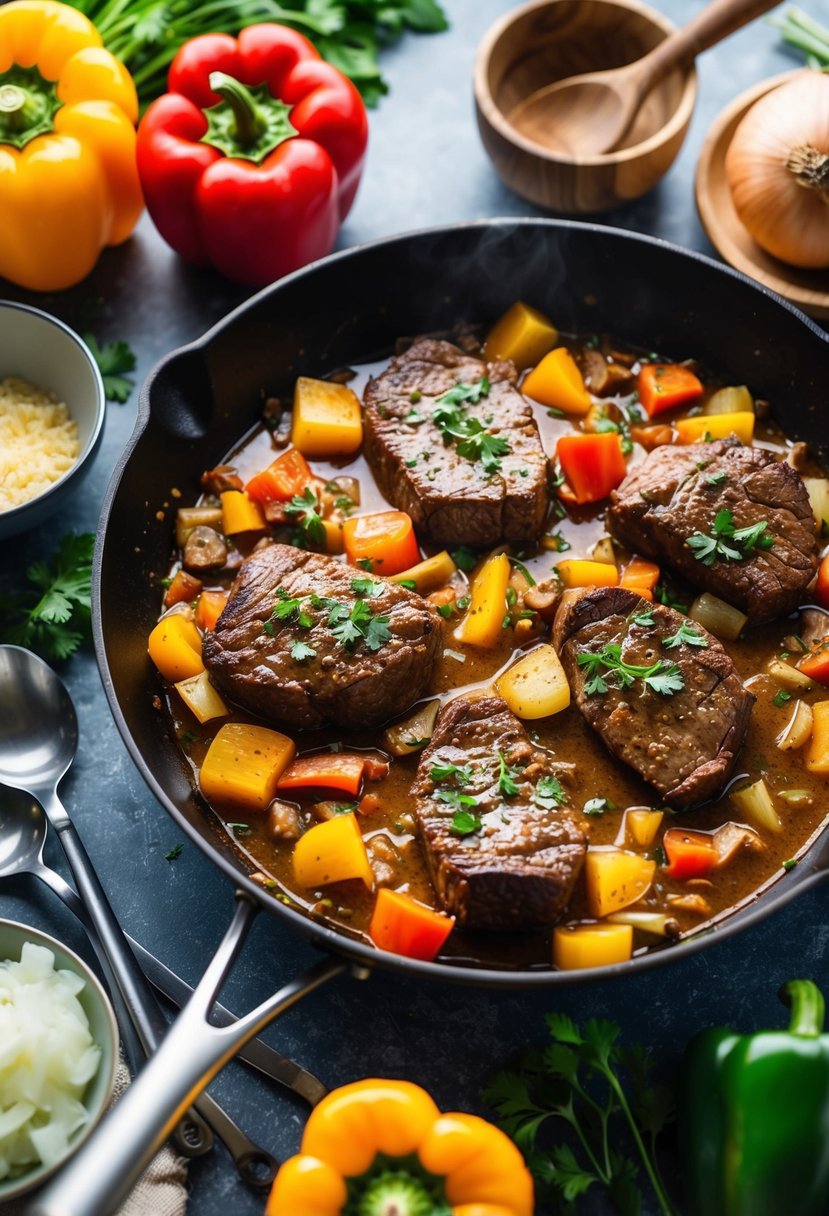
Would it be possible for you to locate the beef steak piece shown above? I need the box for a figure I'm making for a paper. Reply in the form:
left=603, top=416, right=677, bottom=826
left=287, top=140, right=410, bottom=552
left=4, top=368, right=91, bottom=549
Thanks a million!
left=607, top=440, right=818, bottom=622
left=363, top=338, right=550, bottom=548
left=202, top=544, right=442, bottom=730
left=553, top=587, right=754, bottom=809
left=411, top=695, right=586, bottom=930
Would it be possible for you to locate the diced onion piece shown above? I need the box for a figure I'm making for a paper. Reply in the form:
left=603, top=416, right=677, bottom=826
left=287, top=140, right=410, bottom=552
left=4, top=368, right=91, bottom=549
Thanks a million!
left=705, top=385, right=754, bottom=415
left=553, top=922, right=633, bottom=970
left=584, top=850, right=656, bottom=918
left=776, top=700, right=814, bottom=751
left=606, top=910, right=680, bottom=938
left=776, top=788, right=813, bottom=807
left=495, top=644, right=570, bottom=719
left=766, top=658, right=815, bottom=691
left=689, top=593, right=747, bottom=642
left=174, top=671, right=230, bottom=724
left=383, top=699, right=440, bottom=756
left=803, top=477, right=829, bottom=533
left=590, top=536, right=617, bottom=565
left=729, top=777, right=782, bottom=833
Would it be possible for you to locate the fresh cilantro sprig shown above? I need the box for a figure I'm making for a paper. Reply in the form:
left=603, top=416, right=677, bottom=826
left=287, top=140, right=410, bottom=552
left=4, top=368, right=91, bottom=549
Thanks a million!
left=328, top=598, right=391, bottom=653
left=662, top=620, right=708, bottom=650
left=534, top=774, right=566, bottom=810
left=577, top=644, right=685, bottom=697
left=432, top=376, right=512, bottom=474
left=687, top=508, right=774, bottom=566
left=497, top=751, right=522, bottom=798
left=484, top=1013, right=677, bottom=1216
left=84, top=334, right=136, bottom=403
left=285, top=487, right=326, bottom=548
left=0, top=533, right=94, bottom=660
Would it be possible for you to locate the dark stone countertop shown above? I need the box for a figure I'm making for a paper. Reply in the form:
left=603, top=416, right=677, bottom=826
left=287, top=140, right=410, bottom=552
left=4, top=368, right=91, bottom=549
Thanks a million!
left=1, top=3, right=827, bottom=1214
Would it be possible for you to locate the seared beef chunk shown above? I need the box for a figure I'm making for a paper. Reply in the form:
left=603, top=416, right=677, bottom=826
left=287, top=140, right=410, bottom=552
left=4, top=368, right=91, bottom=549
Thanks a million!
left=363, top=338, right=549, bottom=547
left=412, top=695, right=586, bottom=930
left=607, top=440, right=818, bottom=622
left=553, top=587, right=754, bottom=809
left=202, top=544, right=442, bottom=730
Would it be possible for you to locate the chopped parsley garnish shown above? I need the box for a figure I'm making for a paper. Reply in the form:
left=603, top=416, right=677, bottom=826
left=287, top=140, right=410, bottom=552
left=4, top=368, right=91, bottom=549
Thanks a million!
left=655, top=581, right=689, bottom=613
left=583, top=797, right=611, bottom=816
left=687, top=509, right=774, bottom=566
left=350, top=577, right=383, bottom=598
left=284, top=486, right=325, bottom=548
left=290, top=640, right=317, bottom=662
left=508, top=557, right=536, bottom=586
left=705, top=470, right=727, bottom=486
left=263, top=588, right=314, bottom=634
left=782, top=858, right=798, bottom=871
left=328, top=598, right=391, bottom=653
left=450, top=809, right=482, bottom=837
left=534, top=774, right=566, bottom=810
left=773, top=688, right=793, bottom=707
left=436, top=602, right=455, bottom=619
left=264, top=587, right=390, bottom=654
left=497, top=752, right=521, bottom=798
left=577, top=643, right=685, bottom=697
left=631, top=609, right=656, bottom=627
left=544, top=530, right=571, bottom=553
left=164, top=843, right=183, bottom=861
left=662, top=620, right=708, bottom=650
left=434, top=377, right=491, bottom=409
left=226, top=822, right=251, bottom=834
left=432, top=376, right=511, bottom=474
left=431, top=762, right=472, bottom=784
left=451, top=544, right=479, bottom=572
left=437, top=788, right=479, bottom=812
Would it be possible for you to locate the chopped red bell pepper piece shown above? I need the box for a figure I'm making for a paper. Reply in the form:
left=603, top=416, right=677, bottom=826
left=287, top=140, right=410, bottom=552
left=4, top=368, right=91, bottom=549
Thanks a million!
left=815, top=553, right=829, bottom=612
left=663, top=827, right=718, bottom=880
left=277, top=753, right=366, bottom=796
left=556, top=432, right=627, bottom=505
left=136, top=26, right=368, bottom=288
left=638, top=363, right=704, bottom=418
left=800, top=635, right=829, bottom=685
left=245, top=448, right=314, bottom=505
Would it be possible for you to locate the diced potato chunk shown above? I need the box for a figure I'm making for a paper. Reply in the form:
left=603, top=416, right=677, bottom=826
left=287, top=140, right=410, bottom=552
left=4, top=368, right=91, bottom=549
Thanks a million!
left=148, top=613, right=204, bottom=682
left=584, top=850, right=656, bottom=918
left=483, top=301, right=559, bottom=370
left=174, top=671, right=230, bottom=724
left=495, top=644, right=570, bottom=719
left=729, top=777, right=782, bottom=833
left=553, top=922, right=633, bottom=970
left=624, top=809, right=663, bottom=848
left=766, top=659, right=814, bottom=692
left=291, top=377, right=363, bottom=457
left=556, top=559, right=619, bottom=589
left=292, top=813, right=373, bottom=888
left=199, top=723, right=296, bottom=812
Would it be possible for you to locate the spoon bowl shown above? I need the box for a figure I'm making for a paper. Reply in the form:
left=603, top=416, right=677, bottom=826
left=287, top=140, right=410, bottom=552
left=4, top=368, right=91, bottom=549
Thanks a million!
left=0, top=645, right=77, bottom=802
left=0, top=788, right=49, bottom=880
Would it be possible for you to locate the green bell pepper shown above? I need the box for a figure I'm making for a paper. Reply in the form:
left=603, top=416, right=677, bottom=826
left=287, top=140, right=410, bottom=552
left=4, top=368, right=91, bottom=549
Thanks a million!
left=679, top=978, right=829, bottom=1216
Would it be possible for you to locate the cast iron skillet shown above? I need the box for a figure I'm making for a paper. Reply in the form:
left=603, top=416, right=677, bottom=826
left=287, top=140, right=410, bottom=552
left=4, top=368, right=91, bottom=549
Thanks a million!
left=35, top=219, right=829, bottom=1215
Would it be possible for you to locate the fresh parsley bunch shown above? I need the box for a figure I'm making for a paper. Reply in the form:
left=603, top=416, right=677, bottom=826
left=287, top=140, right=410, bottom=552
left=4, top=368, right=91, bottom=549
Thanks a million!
left=0, top=534, right=95, bottom=661
left=485, top=1013, right=677, bottom=1216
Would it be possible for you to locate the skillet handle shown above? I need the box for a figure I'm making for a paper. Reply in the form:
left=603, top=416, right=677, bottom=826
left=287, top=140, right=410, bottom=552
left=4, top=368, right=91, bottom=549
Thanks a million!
left=27, top=893, right=353, bottom=1216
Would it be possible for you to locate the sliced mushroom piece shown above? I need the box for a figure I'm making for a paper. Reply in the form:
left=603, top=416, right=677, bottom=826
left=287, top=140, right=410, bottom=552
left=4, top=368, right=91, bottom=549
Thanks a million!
left=200, top=464, right=243, bottom=495
left=183, top=525, right=229, bottom=572
left=712, top=821, right=765, bottom=868
left=266, top=800, right=302, bottom=841
left=523, top=579, right=561, bottom=623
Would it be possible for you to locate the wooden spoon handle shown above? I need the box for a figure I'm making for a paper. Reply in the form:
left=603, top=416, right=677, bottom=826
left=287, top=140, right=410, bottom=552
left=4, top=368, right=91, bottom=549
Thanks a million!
left=636, top=0, right=783, bottom=93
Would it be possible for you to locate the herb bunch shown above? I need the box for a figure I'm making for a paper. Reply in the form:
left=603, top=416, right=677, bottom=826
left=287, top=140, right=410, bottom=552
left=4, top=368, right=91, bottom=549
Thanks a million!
left=0, top=534, right=95, bottom=661
left=484, top=1013, right=677, bottom=1216
left=687, top=509, right=774, bottom=566
left=577, top=644, right=685, bottom=697
left=432, top=377, right=512, bottom=475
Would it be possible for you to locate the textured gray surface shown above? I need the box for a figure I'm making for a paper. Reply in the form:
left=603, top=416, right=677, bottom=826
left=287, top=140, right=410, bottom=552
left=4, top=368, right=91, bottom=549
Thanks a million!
left=1, top=3, right=827, bottom=1213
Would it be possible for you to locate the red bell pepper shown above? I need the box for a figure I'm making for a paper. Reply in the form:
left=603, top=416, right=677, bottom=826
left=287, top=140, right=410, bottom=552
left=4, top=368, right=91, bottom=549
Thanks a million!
left=136, top=26, right=368, bottom=287
left=245, top=448, right=314, bottom=505
left=662, top=828, right=718, bottom=880
left=556, top=432, right=627, bottom=505
left=638, top=363, right=704, bottom=418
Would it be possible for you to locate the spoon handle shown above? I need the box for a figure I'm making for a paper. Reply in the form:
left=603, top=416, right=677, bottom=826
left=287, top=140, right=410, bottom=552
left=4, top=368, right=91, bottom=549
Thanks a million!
left=636, top=0, right=782, bottom=93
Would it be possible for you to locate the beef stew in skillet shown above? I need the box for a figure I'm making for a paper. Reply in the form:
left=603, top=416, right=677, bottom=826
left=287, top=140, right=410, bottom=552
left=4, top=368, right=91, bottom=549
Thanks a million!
left=147, top=300, right=829, bottom=972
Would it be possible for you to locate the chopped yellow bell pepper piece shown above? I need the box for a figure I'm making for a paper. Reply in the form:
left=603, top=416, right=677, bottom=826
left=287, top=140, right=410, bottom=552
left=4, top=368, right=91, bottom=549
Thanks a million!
left=147, top=613, right=204, bottom=682
left=220, top=489, right=266, bottom=535
left=291, top=376, right=363, bottom=458
left=390, top=549, right=457, bottom=593
left=556, top=559, right=620, bottom=589
left=584, top=849, right=656, bottom=917
left=553, top=922, right=633, bottom=970
left=292, top=812, right=373, bottom=889
left=806, top=702, right=829, bottom=774
left=483, top=301, right=558, bottom=371
left=674, top=411, right=755, bottom=446
left=199, top=722, right=295, bottom=812
left=522, top=347, right=591, bottom=416
left=624, top=809, right=664, bottom=849
left=454, top=552, right=510, bottom=649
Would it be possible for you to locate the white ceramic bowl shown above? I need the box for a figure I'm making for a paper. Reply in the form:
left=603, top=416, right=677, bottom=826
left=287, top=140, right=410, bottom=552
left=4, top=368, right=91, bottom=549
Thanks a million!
left=0, top=301, right=106, bottom=540
left=0, top=918, right=118, bottom=1203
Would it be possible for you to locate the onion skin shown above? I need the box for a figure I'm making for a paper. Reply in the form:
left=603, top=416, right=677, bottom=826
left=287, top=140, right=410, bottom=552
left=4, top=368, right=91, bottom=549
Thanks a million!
left=725, top=70, right=829, bottom=270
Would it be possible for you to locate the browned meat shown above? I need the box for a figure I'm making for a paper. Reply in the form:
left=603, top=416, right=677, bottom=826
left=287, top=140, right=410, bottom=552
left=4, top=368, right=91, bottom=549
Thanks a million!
left=411, top=695, right=586, bottom=930
left=607, top=440, right=818, bottom=622
left=553, top=587, right=754, bottom=809
left=183, top=525, right=228, bottom=572
left=363, top=338, right=549, bottom=548
left=202, top=544, right=442, bottom=729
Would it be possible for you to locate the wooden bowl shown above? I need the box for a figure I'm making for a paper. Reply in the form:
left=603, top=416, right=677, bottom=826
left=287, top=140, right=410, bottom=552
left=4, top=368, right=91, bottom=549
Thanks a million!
left=474, top=0, right=697, bottom=213
left=695, top=69, right=829, bottom=321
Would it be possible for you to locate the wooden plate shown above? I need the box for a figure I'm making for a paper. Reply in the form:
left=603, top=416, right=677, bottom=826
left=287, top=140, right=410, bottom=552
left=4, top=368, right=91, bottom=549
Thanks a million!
left=695, top=69, right=829, bottom=321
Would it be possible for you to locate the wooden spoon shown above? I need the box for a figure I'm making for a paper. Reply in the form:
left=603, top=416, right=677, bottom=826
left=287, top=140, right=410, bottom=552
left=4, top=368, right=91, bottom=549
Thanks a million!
left=509, top=0, right=782, bottom=156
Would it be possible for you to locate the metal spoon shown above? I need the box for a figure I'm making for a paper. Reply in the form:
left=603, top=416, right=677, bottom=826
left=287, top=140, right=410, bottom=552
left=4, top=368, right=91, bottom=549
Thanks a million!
left=508, top=0, right=781, bottom=156
left=0, top=645, right=278, bottom=1188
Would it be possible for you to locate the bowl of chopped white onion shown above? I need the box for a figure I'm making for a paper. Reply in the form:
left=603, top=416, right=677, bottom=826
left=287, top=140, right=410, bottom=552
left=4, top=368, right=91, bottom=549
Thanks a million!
left=0, top=920, right=118, bottom=1202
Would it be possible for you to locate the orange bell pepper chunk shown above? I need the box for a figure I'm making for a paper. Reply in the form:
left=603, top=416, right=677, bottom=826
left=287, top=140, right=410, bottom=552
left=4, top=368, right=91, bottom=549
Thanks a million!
left=815, top=553, right=829, bottom=611
left=220, top=489, right=266, bottom=535
left=369, top=888, right=454, bottom=961
left=245, top=448, right=314, bottom=505
left=619, top=557, right=660, bottom=599
left=638, top=363, right=704, bottom=418
left=343, top=510, right=420, bottom=575
left=556, top=432, right=627, bottom=505
left=195, top=589, right=229, bottom=632
left=164, top=568, right=202, bottom=608
left=799, top=636, right=829, bottom=685
left=662, top=827, right=717, bottom=880
left=277, top=753, right=366, bottom=796
left=522, top=347, right=591, bottom=416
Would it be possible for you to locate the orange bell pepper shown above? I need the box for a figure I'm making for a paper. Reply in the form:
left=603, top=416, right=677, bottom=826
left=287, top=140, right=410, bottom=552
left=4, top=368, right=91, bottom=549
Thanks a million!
left=619, top=557, right=660, bottom=599
left=815, top=553, right=829, bottom=611
left=638, top=363, right=703, bottom=418
left=195, top=589, right=229, bottom=632
left=220, top=489, right=266, bottom=535
left=369, top=888, right=455, bottom=961
left=799, top=636, right=829, bottom=686
left=556, top=432, right=627, bottom=505
left=343, top=510, right=420, bottom=576
left=277, top=753, right=366, bottom=796
left=522, top=347, right=591, bottom=416
left=245, top=448, right=314, bottom=505
left=292, top=812, right=373, bottom=888
left=266, top=1079, right=534, bottom=1216
left=662, top=827, right=717, bottom=880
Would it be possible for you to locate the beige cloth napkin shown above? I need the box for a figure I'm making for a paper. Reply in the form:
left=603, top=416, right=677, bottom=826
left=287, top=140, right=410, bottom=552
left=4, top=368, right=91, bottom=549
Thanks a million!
left=12, top=1055, right=189, bottom=1216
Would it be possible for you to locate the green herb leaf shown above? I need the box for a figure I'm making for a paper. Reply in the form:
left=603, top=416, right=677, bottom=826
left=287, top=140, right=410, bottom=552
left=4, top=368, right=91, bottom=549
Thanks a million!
left=285, top=486, right=326, bottom=548
left=290, top=640, right=317, bottom=662
left=84, top=333, right=136, bottom=403
left=431, top=761, right=472, bottom=783
left=0, top=532, right=94, bottom=661
left=164, top=843, right=183, bottom=861
left=350, top=576, right=383, bottom=598
left=631, top=610, right=656, bottom=627
left=583, top=797, right=611, bottom=815
left=497, top=751, right=522, bottom=798
left=773, top=688, right=792, bottom=707
left=687, top=508, right=773, bottom=566
left=534, top=774, right=566, bottom=810
left=662, top=620, right=708, bottom=650
left=577, top=644, right=685, bottom=697
left=451, top=545, right=479, bottom=572
left=449, top=808, right=482, bottom=836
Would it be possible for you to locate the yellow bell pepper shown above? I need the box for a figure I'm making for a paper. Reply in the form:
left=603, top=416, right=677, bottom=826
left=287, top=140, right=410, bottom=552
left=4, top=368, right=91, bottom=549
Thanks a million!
left=674, top=411, right=755, bottom=446
left=553, top=922, right=633, bottom=970
left=266, top=1079, right=534, bottom=1216
left=483, top=300, right=559, bottom=371
left=0, top=0, right=142, bottom=291
left=454, top=552, right=510, bottom=649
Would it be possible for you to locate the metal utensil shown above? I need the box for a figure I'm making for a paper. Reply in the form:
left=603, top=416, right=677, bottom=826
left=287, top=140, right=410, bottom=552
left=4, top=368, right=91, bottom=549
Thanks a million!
left=0, top=784, right=327, bottom=1105
left=0, top=646, right=277, bottom=1188
left=508, top=0, right=780, bottom=155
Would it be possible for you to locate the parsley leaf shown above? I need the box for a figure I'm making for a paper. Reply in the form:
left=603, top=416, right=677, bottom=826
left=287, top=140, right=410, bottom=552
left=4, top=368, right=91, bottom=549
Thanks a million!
left=290, top=640, right=317, bottom=662
left=450, top=808, right=482, bottom=836
left=329, top=597, right=391, bottom=653
left=284, top=487, right=326, bottom=548
left=451, top=545, right=479, bottom=572
left=350, top=576, right=383, bottom=598
left=631, top=609, right=656, bottom=627
left=705, top=470, right=727, bottom=487
left=577, top=644, right=685, bottom=697
left=662, top=620, right=708, bottom=650
left=0, top=533, right=94, bottom=660
left=84, top=333, right=136, bottom=403
left=432, top=377, right=512, bottom=474
left=164, top=843, right=183, bottom=861
left=431, top=762, right=473, bottom=784
left=434, top=376, right=491, bottom=410
left=773, top=688, right=792, bottom=707
left=534, top=774, right=566, bottom=809
left=687, top=508, right=774, bottom=566
left=497, top=751, right=522, bottom=798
